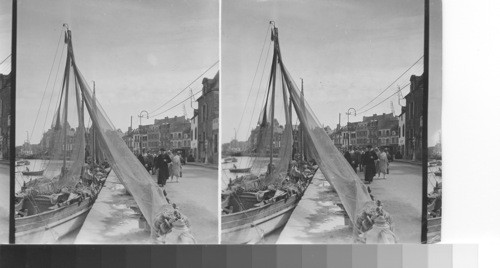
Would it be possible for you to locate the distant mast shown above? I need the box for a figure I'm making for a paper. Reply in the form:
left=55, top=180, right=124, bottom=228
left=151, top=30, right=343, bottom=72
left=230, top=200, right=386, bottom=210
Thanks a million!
left=92, top=81, right=96, bottom=164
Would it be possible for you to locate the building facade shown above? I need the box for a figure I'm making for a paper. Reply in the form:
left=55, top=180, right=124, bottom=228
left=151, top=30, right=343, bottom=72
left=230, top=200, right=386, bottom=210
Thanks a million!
left=197, top=71, right=219, bottom=164
left=190, top=110, right=198, bottom=161
left=0, top=73, right=11, bottom=159
left=404, top=74, right=424, bottom=160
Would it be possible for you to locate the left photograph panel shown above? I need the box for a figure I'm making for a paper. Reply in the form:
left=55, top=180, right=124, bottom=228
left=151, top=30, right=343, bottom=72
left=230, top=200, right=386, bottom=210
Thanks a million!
left=0, top=0, right=12, bottom=244
left=15, top=0, right=219, bottom=244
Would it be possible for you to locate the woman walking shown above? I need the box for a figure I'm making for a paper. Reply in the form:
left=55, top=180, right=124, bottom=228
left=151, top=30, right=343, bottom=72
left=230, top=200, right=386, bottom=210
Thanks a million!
left=170, top=151, right=182, bottom=182
left=379, top=149, right=389, bottom=179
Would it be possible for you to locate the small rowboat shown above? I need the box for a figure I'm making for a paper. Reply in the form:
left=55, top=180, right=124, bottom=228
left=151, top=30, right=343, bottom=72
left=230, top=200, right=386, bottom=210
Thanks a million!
left=229, top=167, right=251, bottom=173
left=22, top=170, right=45, bottom=176
left=16, top=160, right=31, bottom=166
left=223, top=157, right=238, bottom=164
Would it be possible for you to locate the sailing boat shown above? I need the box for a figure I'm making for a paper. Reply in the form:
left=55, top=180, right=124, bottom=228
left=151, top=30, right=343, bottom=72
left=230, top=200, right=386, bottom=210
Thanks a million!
left=221, top=22, right=376, bottom=244
left=15, top=25, right=193, bottom=244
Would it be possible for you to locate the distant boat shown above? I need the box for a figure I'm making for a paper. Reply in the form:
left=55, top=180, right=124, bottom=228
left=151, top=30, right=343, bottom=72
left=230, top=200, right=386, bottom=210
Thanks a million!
left=16, top=160, right=31, bottom=166
left=22, top=170, right=45, bottom=176
left=223, top=157, right=238, bottom=164
left=228, top=167, right=251, bottom=173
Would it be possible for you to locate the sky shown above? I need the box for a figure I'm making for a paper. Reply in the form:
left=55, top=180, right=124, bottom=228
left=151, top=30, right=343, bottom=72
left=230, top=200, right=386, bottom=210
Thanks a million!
left=0, top=0, right=11, bottom=73
left=428, top=0, right=443, bottom=146
left=16, top=0, right=218, bottom=145
left=221, top=0, right=440, bottom=144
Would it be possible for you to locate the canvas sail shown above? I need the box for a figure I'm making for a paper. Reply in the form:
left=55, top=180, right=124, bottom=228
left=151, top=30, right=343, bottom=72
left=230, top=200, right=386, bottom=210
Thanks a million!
left=273, top=36, right=374, bottom=228
left=66, top=29, right=192, bottom=241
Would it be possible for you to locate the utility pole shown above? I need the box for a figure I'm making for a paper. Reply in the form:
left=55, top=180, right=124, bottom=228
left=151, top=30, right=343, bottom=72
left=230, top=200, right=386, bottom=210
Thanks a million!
left=346, top=108, right=357, bottom=150
left=138, top=110, right=149, bottom=154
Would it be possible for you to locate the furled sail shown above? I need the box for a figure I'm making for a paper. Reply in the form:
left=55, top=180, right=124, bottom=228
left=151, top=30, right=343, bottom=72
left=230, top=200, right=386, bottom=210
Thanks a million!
left=62, top=28, right=193, bottom=241
left=271, top=26, right=374, bottom=229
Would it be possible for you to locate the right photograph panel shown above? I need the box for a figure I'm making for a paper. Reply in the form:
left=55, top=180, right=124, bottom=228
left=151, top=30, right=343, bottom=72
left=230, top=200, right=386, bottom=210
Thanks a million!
left=221, top=0, right=429, bottom=244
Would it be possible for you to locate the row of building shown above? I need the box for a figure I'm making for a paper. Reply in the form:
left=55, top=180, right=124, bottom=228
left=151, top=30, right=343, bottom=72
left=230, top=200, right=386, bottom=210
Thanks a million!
left=223, top=73, right=424, bottom=161
left=122, top=72, right=220, bottom=164
left=331, top=74, right=424, bottom=160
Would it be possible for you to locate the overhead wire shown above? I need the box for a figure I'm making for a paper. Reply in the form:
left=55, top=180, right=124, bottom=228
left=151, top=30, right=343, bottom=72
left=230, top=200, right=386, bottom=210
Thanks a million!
left=147, top=60, right=219, bottom=115
left=356, top=55, right=424, bottom=111
left=355, top=62, right=424, bottom=116
left=357, top=82, right=411, bottom=115
left=149, top=87, right=204, bottom=118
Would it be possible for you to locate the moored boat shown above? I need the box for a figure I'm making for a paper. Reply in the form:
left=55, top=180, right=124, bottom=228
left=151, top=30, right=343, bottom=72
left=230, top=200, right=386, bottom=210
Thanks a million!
left=221, top=22, right=376, bottom=244
left=22, top=170, right=45, bottom=176
left=229, top=167, right=251, bottom=173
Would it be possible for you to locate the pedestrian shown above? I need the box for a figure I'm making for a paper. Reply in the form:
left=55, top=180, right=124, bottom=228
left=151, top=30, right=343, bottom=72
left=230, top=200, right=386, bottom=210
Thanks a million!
left=137, top=152, right=145, bottom=167
left=343, top=149, right=352, bottom=167
left=155, top=148, right=171, bottom=188
left=170, top=151, right=182, bottom=182
left=343, top=149, right=356, bottom=173
left=354, top=148, right=362, bottom=173
left=379, top=149, right=389, bottom=179
left=374, top=148, right=381, bottom=178
left=145, top=151, right=154, bottom=174
left=152, top=153, right=158, bottom=175
left=359, top=148, right=365, bottom=172
left=362, top=145, right=378, bottom=184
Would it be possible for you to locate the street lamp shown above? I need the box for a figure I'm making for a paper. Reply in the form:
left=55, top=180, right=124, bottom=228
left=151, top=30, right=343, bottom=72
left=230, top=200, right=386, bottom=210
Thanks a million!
left=138, top=110, right=149, bottom=154
left=346, top=108, right=357, bottom=150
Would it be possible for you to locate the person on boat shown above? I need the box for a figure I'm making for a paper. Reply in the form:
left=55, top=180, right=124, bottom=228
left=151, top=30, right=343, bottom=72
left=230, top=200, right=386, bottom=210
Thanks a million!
left=378, top=149, right=389, bottom=179
left=363, top=146, right=378, bottom=184
left=365, top=204, right=398, bottom=244
left=155, top=148, right=171, bottom=187
left=170, top=151, right=182, bottom=183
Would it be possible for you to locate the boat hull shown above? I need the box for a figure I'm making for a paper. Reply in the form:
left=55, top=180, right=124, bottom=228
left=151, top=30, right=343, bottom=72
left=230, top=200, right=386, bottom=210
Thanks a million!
left=221, top=193, right=299, bottom=244
left=229, top=168, right=251, bottom=173
left=22, top=170, right=45, bottom=176
left=15, top=197, right=94, bottom=244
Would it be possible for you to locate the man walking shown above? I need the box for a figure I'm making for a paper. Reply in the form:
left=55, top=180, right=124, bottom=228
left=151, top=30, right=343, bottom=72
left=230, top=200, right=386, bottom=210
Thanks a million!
left=156, top=148, right=171, bottom=187
left=363, top=145, right=378, bottom=184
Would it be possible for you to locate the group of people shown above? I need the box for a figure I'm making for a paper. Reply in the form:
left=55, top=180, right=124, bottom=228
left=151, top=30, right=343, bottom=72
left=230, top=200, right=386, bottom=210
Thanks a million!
left=343, top=146, right=392, bottom=184
left=136, top=149, right=183, bottom=188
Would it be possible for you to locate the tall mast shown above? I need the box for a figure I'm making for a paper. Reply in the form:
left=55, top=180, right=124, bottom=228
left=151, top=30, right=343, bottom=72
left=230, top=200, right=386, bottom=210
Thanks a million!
left=93, top=81, right=96, bottom=164
left=301, top=78, right=305, bottom=161
left=62, top=28, right=71, bottom=172
left=269, top=24, right=279, bottom=170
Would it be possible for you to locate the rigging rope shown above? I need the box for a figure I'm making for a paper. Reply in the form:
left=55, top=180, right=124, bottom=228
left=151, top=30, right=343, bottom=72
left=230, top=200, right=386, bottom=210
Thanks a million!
left=30, top=29, right=64, bottom=143
left=235, top=25, right=271, bottom=139
left=242, top=37, right=273, bottom=169
left=0, top=54, right=11, bottom=66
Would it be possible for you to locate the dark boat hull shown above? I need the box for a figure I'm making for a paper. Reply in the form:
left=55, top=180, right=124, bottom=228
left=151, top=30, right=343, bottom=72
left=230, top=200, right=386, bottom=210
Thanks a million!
left=15, top=169, right=109, bottom=243
left=221, top=193, right=299, bottom=244
left=15, top=196, right=94, bottom=244
left=22, top=170, right=45, bottom=176
left=229, top=168, right=251, bottom=173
